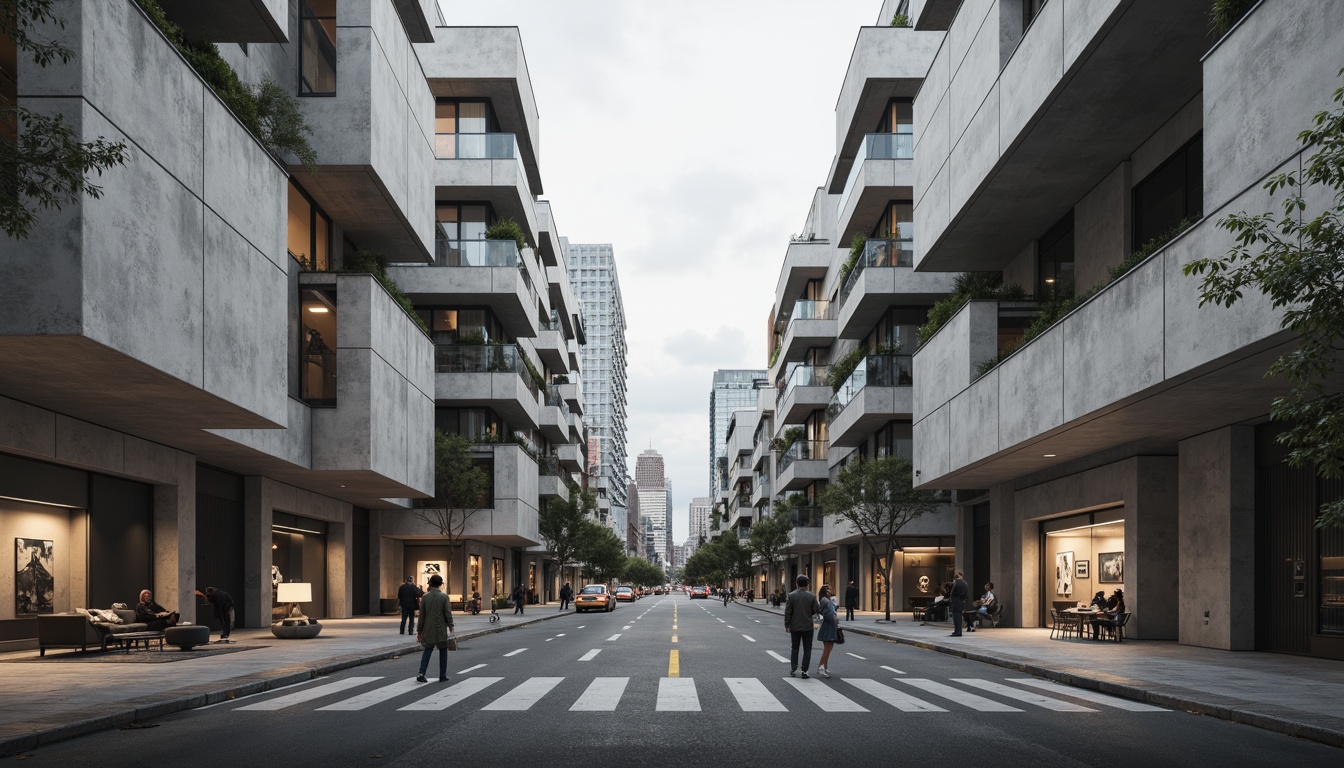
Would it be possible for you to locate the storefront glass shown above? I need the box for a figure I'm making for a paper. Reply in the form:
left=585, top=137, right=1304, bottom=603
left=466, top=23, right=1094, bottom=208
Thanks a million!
left=1322, top=526, right=1344, bottom=636
left=1042, top=510, right=1124, bottom=625
left=272, top=515, right=327, bottom=621
left=469, top=554, right=481, bottom=596
left=492, top=557, right=504, bottom=601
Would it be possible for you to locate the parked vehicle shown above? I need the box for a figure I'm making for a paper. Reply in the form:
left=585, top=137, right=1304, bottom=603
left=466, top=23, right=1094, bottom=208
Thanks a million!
left=615, top=586, right=638, bottom=603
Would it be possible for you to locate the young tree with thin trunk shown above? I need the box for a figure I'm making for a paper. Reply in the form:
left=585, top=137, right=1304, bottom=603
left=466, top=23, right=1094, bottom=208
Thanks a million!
left=413, top=432, right=490, bottom=553
left=748, top=505, right=794, bottom=593
left=539, top=483, right=595, bottom=574
left=821, top=455, right=941, bottom=622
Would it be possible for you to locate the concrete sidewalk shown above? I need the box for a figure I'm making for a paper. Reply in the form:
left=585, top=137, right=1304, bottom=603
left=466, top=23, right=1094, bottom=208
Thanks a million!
left=0, top=608, right=570, bottom=757
left=738, top=599, right=1344, bottom=748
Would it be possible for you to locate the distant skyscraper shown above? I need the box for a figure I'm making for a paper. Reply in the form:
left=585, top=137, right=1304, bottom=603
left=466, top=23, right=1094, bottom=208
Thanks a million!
left=709, top=369, right=767, bottom=499
left=690, top=497, right=713, bottom=545
left=635, top=449, right=669, bottom=566
left=567, top=241, right=629, bottom=538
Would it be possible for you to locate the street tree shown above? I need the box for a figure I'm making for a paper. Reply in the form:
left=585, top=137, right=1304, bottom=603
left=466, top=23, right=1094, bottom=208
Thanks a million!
left=748, top=506, right=794, bottom=592
left=412, top=432, right=489, bottom=551
left=1, top=0, right=128, bottom=238
left=622, top=557, right=666, bottom=587
left=1183, top=70, right=1344, bottom=529
left=820, top=455, right=941, bottom=621
left=575, top=521, right=626, bottom=584
left=538, top=483, right=596, bottom=571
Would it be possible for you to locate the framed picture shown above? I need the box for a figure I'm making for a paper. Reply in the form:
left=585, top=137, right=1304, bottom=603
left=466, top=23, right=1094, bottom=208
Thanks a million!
left=1075, top=560, right=1090, bottom=579
left=16, top=538, right=55, bottom=615
left=1055, top=551, right=1073, bottom=596
left=1098, top=551, right=1125, bottom=583
left=417, top=561, right=446, bottom=590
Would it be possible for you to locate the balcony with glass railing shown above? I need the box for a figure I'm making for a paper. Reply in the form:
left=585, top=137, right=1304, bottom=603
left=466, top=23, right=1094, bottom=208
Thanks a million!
left=777, top=439, right=827, bottom=476
left=434, top=343, right=540, bottom=398
left=839, top=237, right=914, bottom=307
left=434, top=132, right=523, bottom=161
left=827, top=354, right=915, bottom=447
left=837, top=132, right=913, bottom=222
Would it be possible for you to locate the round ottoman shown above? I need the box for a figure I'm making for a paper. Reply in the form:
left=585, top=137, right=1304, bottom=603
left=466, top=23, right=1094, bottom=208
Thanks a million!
left=271, top=617, right=322, bottom=639
left=165, top=624, right=211, bottom=651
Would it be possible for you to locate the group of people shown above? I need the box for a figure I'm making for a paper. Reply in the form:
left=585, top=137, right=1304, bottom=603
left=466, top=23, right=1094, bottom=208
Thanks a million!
left=1086, top=589, right=1126, bottom=639
left=129, top=586, right=236, bottom=643
left=782, top=574, right=844, bottom=679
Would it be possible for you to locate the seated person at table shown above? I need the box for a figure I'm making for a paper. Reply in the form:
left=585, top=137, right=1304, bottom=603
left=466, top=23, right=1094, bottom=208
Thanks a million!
left=1089, top=591, right=1108, bottom=611
left=135, top=589, right=180, bottom=631
left=966, top=581, right=997, bottom=631
left=1089, top=589, right=1125, bottom=639
left=924, top=582, right=952, bottom=622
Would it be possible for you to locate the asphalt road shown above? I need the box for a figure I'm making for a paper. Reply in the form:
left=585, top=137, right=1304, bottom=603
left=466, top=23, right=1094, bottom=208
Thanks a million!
left=15, top=593, right=1342, bottom=767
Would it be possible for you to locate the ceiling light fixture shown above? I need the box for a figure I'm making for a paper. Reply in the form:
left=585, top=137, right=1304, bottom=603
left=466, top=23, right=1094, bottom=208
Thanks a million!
left=307, top=306, right=329, bottom=313
left=1043, top=454, right=1057, bottom=457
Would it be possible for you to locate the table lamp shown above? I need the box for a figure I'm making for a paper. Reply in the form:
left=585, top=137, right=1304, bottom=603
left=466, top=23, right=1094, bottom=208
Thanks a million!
left=271, top=582, right=322, bottom=638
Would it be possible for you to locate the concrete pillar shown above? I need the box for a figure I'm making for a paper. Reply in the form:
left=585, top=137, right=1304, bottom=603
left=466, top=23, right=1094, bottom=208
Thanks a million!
left=988, top=483, right=1028, bottom=627
left=152, top=454, right=195, bottom=617
left=327, top=518, right=352, bottom=618
left=242, top=476, right=273, bottom=628
left=1178, top=426, right=1255, bottom=649
left=1129, top=456, right=1179, bottom=640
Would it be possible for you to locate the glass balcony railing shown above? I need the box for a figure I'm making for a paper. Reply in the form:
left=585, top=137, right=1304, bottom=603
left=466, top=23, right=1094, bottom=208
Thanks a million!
left=838, top=131, right=914, bottom=215
left=827, top=354, right=914, bottom=422
left=777, top=364, right=831, bottom=403
left=789, top=506, right=825, bottom=528
left=778, top=439, right=827, bottom=474
left=427, top=236, right=521, bottom=268
left=434, top=132, right=522, bottom=160
left=540, top=309, right=562, bottom=332
left=777, top=300, right=834, bottom=335
left=545, top=385, right=572, bottom=421
left=300, top=352, right=337, bottom=406
left=434, top=343, right=539, bottom=397
left=537, top=454, right=562, bottom=478
left=839, top=237, right=915, bottom=306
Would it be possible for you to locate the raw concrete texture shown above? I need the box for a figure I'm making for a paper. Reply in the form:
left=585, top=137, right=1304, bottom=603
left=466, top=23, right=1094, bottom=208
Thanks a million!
left=999, top=0, right=1063, bottom=144
left=949, top=367, right=999, bottom=469
left=1002, top=241, right=1035, bottom=294
left=948, top=0, right=1000, bottom=143
left=948, top=82, right=1000, bottom=214
left=913, top=402, right=951, bottom=483
left=0, top=397, right=57, bottom=457
left=914, top=89, right=951, bottom=205
left=1202, top=0, right=1344, bottom=215
left=1072, top=162, right=1130, bottom=289
left=996, top=322, right=1063, bottom=448
left=948, top=0, right=995, bottom=80
left=1062, top=254, right=1165, bottom=421
left=914, top=164, right=952, bottom=268
left=1130, top=94, right=1201, bottom=189
left=913, top=300, right=997, bottom=420
left=1178, top=426, right=1255, bottom=650
left=833, top=27, right=943, bottom=171
left=202, top=97, right=288, bottom=271
left=1061, top=0, right=1121, bottom=70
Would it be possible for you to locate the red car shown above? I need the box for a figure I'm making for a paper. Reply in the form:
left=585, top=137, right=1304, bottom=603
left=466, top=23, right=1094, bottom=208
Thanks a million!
left=690, top=586, right=708, bottom=599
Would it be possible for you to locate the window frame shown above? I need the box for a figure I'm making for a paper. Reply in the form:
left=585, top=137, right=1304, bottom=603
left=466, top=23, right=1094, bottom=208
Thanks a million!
left=299, top=0, right=337, bottom=97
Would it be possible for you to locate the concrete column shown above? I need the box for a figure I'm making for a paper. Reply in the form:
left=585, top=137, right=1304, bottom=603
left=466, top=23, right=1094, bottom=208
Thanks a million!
left=242, top=476, right=273, bottom=628
left=327, top=517, right=352, bottom=618
left=1178, top=426, right=1255, bottom=649
left=1129, top=457, right=1179, bottom=640
left=988, top=483, right=1028, bottom=627
left=152, top=454, right=195, bottom=617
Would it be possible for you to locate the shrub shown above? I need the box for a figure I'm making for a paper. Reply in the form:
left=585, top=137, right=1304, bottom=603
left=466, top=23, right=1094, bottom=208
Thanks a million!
left=917, top=273, right=1024, bottom=344
left=486, top=218, right=528, bottom=252
left=828, top=346, right=867, bottom=392
left=890, top=13, right=911, bottom=27
left=1210, top=0, right=1255, bottom=37
left=838, top=233, right=867, bottom=288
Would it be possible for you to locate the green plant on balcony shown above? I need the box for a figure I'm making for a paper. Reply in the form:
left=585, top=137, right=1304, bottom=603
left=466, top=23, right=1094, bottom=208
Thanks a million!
left=890, top=13, right=911, bottom=27
left=343, top=250, right=429, bottom=333
left=1210, top=0, right=1255, bottom=37
left=768, top=343, right=781, bottom=367
left=135, top=0, right=317, bottom=170
left=828, top=346, right=867, bottom=392
left=520, top=352, right=546, bottom=390
left=776, top=426, right=807, bottom=453
left=918, top=273, right=1027, bottom=344
left=457, top=329, right=486, bottom=345
left=838, top=234, right=867, bottom=288
left=486, top=218, right=528, bottom=253
left=551, top=374, right=569, bottom=384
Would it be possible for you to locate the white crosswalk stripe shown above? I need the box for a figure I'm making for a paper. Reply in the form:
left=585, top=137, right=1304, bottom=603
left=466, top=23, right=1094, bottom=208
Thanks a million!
left=483, top=677, right=564, bottom=710
left=954, top=679, right=1095, bottom=712
left=782, top=677, right=869, bottom=712
left=317, top=678, right=424, bottom=711
left=843, top=678, right=946, bottom=712
left=726, top=678, right=787, bottom=711
left=398, top=677, right=502, bottom=711
left=898, top=679, right=1022, bottom=712
left=657, top=677, right=700, bottom=711
left=1006, top=678, right=1168, bottom=711
left=570, top=677, right=629, bottom=711
left=235, top=676, right=382, bottom=711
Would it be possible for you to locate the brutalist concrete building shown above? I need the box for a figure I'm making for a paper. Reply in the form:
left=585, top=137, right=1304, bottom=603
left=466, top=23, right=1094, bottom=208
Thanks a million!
left=0, top=0, right=588, bottom=646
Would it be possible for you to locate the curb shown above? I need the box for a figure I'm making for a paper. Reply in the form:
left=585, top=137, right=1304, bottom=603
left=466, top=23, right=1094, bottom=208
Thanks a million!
left=0, top=611, right=567, bottom=758
left=740, top=601, right=1344, bottom=749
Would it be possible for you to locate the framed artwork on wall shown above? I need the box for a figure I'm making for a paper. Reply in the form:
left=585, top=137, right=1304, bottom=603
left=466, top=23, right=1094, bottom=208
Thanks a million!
left=1098, top=552, right=1125, bottom=583
left=1075, top=560, right=1090, bottom=580
left=1055, top=550, right=1073, bottom=596
left=16, top=538, right=55, bottom=615
left=417, top=561, right=446, bottom=591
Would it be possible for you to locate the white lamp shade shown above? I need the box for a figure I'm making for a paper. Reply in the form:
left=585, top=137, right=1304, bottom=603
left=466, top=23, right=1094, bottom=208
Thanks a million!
left=276, top=582, right=312, bottom=603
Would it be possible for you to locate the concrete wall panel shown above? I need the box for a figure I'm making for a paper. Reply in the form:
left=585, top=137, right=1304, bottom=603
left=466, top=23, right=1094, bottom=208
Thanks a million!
left=1063, top=256, right=1164, bottom=420
left=54, top=415, right=124, bottom=474
left=1060, top=0, right=1121, bottom=70
left=948, top=0, right=994, bottom=76
left=949, top=3, right=1000, bottom=143
left=0, top=396, right=57, bottom=457
left=1073, top=162, right=1130, bottom=289
left=949, top=368, right=999, bottom=468
left=914, top=165, right=951, bottom=268
left=915, top=91, right=950, bottom=204
left=913, top=402, right=951, bottom=482
left=949, top=83, right=1000, bottom=214
left=915, top=38, right=951, bottom=152
left=997, top=323, right=1063, bottom=447
left=202, top=97, right=287, bottom=270
left=999, top=0, right=1063, bottom=145
left=1130, top=94, right=1201, bottom=189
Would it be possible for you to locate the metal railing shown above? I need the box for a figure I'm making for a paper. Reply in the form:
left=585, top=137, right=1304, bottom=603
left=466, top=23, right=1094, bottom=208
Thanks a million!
left=827, top=355, right=913, bottom=422
left=839, top=237, right=915, bottom=306
left=777, top=364, right=831, bottom=403
left=838, top=131, right=914, bottom=215
left=537, top=454, right=562, bottom=478
left=788, top=506, right=825, bottom=528
left=434, top=343, right=540, bottom=397
left=777, top=439, right=827, bottom=474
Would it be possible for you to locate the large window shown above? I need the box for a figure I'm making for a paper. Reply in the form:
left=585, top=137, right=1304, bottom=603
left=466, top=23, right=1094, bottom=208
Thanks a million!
left=1133, top=133, right=1202, bottom=247
left=300, top=289, right=338, bottom=405
left=874, top=201, right=914, bottom=263
left=434, top=203, right=492, bottom=265
left=876, top=100, right=914, bottom=157
left=1037, top=210, right=1075, bottom=299
left=420, top=307, right=506, bottom=345
left=434, top=99, right=501, bottom=158
left=300, top=0, right=337, bottom=96
left=287, top=181, right=331, bottom=270
left=436, top=407, right=506, bottom=442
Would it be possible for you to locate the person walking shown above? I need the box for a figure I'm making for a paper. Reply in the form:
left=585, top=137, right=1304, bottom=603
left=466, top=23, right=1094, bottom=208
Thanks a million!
left=815, top=584, right=840, bottom=678
left=949, top=570, right=970, bottom=637
left=559, top=582, right=573, bottom=612
left=397, top=576, right=421, bottom=635
left=784, top=574, right=819, bottom=679
left=844, top=579, right=859, bottom=622
left=195, top=587, right=235, bottom=643
left=511, top=583, right=526, bottom=615
left=416, top=573, right=454, bottom=683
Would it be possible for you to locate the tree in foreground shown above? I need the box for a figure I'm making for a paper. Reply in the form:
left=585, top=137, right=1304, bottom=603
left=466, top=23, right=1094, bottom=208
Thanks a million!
left=1183, top=70, right=1344, bottom=529
left=538, top=483, right=596, bottom=576
left=821, top=455, right=941, bottom=622
left=413, top=432, right=490, bottom=556
left=748, top=506, right=794, bottom=593
left=575, top=521, right=626, bottom=584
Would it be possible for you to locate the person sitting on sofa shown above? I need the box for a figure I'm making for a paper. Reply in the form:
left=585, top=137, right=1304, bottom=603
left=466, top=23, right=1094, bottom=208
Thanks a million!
left=136, top=589, right=180, bottom=631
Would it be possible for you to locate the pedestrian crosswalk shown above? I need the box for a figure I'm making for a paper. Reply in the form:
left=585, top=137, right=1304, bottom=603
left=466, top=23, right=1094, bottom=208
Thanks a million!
left=217, top=674, right=1167, bottom=716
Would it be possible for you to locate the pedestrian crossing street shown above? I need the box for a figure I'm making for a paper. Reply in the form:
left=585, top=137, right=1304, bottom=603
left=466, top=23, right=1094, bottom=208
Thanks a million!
left=222, top=674, right=1167, bottom=716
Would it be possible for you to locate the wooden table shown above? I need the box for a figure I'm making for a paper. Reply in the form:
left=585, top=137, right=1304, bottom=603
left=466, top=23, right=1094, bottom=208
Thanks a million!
left=109, top=631, right=165, bottom=653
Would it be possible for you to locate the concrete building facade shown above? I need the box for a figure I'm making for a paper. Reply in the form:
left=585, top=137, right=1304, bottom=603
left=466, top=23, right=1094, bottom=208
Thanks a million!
left=709, top=370, right=768, bottom=502
left=634, top=449, right=670, bottom=565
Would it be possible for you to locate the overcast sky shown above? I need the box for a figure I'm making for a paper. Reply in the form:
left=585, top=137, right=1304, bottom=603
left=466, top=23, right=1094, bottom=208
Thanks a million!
left=439, top=1, right=880, bottom=543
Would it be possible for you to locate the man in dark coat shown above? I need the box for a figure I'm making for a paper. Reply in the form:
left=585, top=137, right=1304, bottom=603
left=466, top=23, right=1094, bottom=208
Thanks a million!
left=135, top=589, right=179, bottom=631
left=398, top=577, right=422, bottom=635
left=195, top=587, right=235, bottom=643
left=559, top=582, right=573, bottom=611
left=511, top=584, right=526, bottom=615
left=844, top=580, right=859, bottom=622
left=949, top=571, right=970, bottom=637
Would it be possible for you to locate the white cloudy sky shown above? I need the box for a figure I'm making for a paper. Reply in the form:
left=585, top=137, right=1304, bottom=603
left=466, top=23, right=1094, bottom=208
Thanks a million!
left=439, top=1, right=880, bottom=542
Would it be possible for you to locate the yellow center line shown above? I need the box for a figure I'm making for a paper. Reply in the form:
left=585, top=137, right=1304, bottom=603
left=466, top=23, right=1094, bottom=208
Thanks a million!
left=668, top=649, right=679, bottom=677
left=672, top=635, right=678, bottom=643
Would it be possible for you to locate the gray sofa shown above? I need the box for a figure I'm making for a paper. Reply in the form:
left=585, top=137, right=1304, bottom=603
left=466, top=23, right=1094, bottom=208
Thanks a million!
left=36, top=609, right=150, bottom=656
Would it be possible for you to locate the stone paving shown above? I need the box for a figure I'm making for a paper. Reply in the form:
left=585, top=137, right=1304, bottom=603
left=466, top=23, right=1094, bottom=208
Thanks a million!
left=739, top=599, right=1344, bottom=747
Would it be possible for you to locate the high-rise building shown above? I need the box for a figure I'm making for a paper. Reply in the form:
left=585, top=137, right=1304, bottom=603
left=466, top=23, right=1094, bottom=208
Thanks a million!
left=709, top=370, right=767, bottom=500
left=690, top=497, right=714, bottom=546
left=635, top=449, right=669, bottom=566
left=567, top=242, right=629, bottom=538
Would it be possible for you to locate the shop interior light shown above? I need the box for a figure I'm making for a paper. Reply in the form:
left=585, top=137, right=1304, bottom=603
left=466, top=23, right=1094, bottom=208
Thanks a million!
left=0, top=494, right=80, bottom=509
left=306, top=306, right=330, bottom=313
left=1047, top=520, right=1125, bottom=535
left=1043, top=454, right=1057, bottom=457
left=272, top=523, right=323, bottom=535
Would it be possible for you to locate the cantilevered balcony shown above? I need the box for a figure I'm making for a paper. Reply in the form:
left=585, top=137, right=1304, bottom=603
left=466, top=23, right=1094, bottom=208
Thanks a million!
left=785, top=507, right=826, bottom=551
left=555, top=379, right=584, bottom=416
left=773, top=239, right=831, bottom=323
left=751, top=471, right=772, bottom=508
left=434, top=344, right=540, bottom=429
left=535, top=310, right=567, bottom=370
left=836, top=134, right=914, bottom=246
left=557, top=442, right=583, bottom=472
left=837, top=238, right=957, bottom=338
left=434, top=133, right=539, bottom=241
left=389, top=238, right=540, bottom=337
left=539, top=386, right=570, bottom=443
left=537, top=455, right=569, bottom=501
left=776, top=300, right=837, bottom=363
left=457, top=444, right=541, bottom=547
left=776, top=440, right=829, bottom=492
left=776, top=365, right=832, bottom=423
left=827, top=355, right=914, bottom=448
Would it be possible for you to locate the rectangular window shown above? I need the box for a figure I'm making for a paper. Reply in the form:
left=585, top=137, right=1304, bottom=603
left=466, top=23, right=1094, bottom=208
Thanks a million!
left=1133, top=134, right=1203, bottom=248
left=300, top=0, right=337, bottom=96
left=287, top=180, right=331, bottom=270
left=876, top=99, right=914, bottom=157
left=434, top=202, right=493, bottom=265
left=300, top=288, right=338, bottom=406
left=1037, top=210, right=1075, bottom=299
left=434, top=99, right=497, bottom=157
